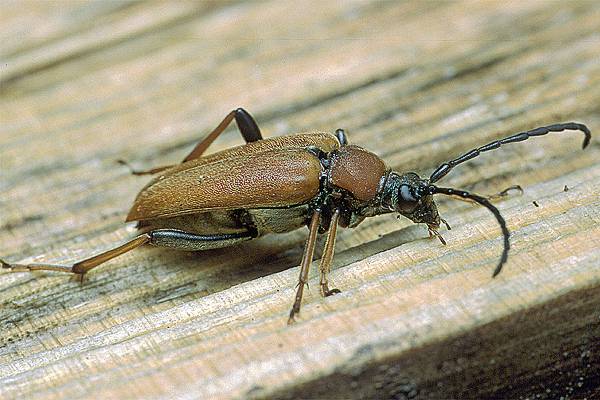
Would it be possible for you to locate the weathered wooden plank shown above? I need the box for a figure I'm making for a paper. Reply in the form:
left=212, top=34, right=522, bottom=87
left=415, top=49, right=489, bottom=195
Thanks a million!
left=1, top=1, right=599, bottom=399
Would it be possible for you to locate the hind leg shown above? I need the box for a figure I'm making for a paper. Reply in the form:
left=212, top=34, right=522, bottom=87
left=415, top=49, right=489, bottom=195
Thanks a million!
left=148, top=229, right=254, bottom=250
left=1, top=234, right=151, bottom=277
left=122, top=108, right=263, bottom=175
left=2, top=229, right=254, bottom=277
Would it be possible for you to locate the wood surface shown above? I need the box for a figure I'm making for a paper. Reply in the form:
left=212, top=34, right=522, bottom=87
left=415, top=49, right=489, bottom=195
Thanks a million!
left=1, top=1, right=599, bottom=399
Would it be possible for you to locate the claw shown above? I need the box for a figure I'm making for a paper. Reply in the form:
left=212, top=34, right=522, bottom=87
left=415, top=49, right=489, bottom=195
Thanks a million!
left=488, top=185, right=524, bottom=201
left=0, top=259, right=29, bottom=272
left=287, top=309, right=298, bottom=325
left=295, top=280, right=309, bottom=290
left=499, top=184, right=524, bottom=196
left=441, top=218, right=451, bottom=230
left=428, top=227, right=447, bottom=245
left=320, top=283, right=341, bottom=297
left=117, top=159, right=160, bottom=176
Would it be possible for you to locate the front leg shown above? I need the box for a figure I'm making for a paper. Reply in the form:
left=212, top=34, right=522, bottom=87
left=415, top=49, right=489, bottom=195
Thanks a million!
left=288, top=210, right=321, bottom=324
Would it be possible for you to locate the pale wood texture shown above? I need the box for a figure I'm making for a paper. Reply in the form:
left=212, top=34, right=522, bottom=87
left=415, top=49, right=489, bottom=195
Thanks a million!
left=1, top=1, right=599, bottom=399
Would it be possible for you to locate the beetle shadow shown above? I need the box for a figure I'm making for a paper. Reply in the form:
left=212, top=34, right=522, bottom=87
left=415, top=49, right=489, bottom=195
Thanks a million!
left=0, top=224, right=426, bottom=328
left=138, top=222, right=428, bottom=306
left=326, top=224, right=428, bottom=272
left=194, top=223, right=428, bottom=289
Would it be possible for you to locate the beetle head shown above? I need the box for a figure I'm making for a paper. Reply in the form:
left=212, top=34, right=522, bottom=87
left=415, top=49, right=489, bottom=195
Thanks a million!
left=379, top=170, right=510, bottom=278
left=380, top=172, right=441, bottom=230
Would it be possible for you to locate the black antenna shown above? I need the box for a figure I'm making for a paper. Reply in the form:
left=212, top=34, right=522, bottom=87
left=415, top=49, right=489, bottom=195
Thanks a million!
left=429, top=185, right=509, bottom=277
left=429, top=122, right=591, bottom=183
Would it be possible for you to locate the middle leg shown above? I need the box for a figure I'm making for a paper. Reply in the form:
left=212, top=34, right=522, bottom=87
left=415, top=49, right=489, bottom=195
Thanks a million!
left=319, top=209, right=341, bottom=297
left=288, top=210, right=321, bottom=324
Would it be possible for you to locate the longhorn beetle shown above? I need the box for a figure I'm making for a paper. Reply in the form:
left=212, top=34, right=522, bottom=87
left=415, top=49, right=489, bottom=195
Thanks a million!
left=1, top=109, right=591, bottom=323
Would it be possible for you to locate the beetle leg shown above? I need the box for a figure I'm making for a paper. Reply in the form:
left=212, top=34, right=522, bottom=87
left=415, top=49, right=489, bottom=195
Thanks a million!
left=116, top=159, right=171, bottom=176
left=486, top=184, right=523, bottom=201
left=1, top=234, right=151, bottom=277
left=288, top=210, right=321, bottom=324
left=428, top=226, right=447, bottom=245
left=319, top=209, right=341, bottom=297
left=148, top=229, right=253, bottom=250
left=2, top=229, right=255, bottom=278
left=182, top=108, right=263, bottom=162
left=450, top=184, right=524, bottom=204
left=121, top=108, right=263, bottom=175
left=335, top=128, right=348, bottom=146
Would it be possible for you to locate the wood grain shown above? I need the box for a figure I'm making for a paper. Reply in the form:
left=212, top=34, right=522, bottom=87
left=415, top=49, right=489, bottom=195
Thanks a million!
left=1, top=1, right=599, bottom=399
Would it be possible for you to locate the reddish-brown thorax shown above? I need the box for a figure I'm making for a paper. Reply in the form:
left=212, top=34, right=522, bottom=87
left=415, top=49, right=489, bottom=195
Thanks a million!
left=329, top=145, right=387, bottom=201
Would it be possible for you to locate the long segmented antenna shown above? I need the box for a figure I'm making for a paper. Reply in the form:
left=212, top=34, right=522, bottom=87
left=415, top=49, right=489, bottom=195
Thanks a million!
left=429, top=122, right=591, bottom=183
left=429, top=185, right=509, bottom=277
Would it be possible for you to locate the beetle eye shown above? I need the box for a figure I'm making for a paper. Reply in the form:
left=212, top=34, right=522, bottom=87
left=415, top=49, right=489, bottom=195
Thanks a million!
left=399, top=184, right=418, bottom=202
left=396, top=184, right=420, bottom=212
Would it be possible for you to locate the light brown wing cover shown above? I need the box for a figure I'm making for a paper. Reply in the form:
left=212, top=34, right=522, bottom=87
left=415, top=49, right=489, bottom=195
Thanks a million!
left=126, top=133, right=340, bottom=221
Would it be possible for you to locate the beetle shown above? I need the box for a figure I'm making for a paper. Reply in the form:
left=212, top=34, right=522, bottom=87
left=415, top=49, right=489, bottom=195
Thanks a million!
left=1, top=108, right=591, bottom=323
